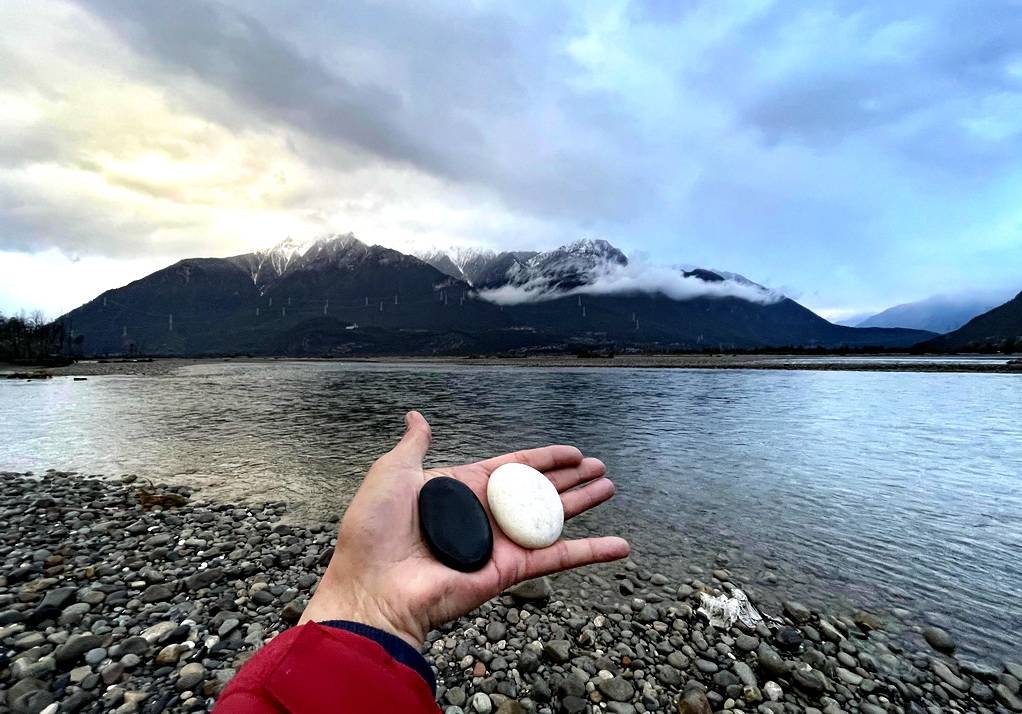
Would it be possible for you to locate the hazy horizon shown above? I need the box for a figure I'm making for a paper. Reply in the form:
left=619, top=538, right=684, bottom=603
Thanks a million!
left=2, top=1, right=1021, bottom=321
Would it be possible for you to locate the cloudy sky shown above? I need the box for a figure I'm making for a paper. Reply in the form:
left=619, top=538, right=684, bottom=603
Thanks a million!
left=1, top=0, right=1020, bottom=321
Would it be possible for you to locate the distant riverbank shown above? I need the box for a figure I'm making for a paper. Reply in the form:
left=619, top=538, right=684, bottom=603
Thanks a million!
left=4, top=352, right=1020, bottom=378
left=2, top=470, right=1019, bottom=713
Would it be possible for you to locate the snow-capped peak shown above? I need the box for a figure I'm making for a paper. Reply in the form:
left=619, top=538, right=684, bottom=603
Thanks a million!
left=416, top=239, right=627, bottom=290
left=557, top=238, right=626, bottom=260
left=448, top=246, right=498, bottom=271
left=259, top=236, right=315, bottom=276
left=302, top=233, right=366, bottom=263
left=507, top=238, right=628, bottom=291
left=235, top=233, right=369, bottom=291
left=414, top=245, right=510, bottom=286
left=259, top=233, right=368, bottom=266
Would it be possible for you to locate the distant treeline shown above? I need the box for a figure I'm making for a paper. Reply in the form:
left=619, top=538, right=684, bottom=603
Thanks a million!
left=670, top=344, right=907, bottom=355
left=644, top=344, right=918, bottom=356
left=519, top=343, right=949, bottom=358
left=665, top=342, right=1020, bottom=355
left=912, top=336, right=1021, bottom=354
left=0, top=312, right=76, bottom=365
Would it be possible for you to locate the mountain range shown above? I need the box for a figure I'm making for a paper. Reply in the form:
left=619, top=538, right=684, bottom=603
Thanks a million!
left=60, top=235, right=936, bottom=356
left=916, top=291, right=1022, bottom=353
left=855, top=292, right=1010, bottom=333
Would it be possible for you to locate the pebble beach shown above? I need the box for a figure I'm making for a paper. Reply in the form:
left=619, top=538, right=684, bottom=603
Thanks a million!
left=2, top=471, right=1020, bottom=714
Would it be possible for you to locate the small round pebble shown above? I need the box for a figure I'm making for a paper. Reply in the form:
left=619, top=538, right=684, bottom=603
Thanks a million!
left=84, top=648, right=107, bottom=666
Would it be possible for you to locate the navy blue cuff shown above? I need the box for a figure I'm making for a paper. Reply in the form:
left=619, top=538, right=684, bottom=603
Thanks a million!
left=319, top=620, right=436, bottom=694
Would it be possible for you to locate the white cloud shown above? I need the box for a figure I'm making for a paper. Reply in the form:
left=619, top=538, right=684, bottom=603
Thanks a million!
left=0, top=249, right=168, bottom=319
left=477, top=255, right=781, bottom=306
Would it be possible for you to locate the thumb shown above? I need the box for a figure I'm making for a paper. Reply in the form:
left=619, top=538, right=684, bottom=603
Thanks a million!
left=390, top=410, right=432, bottom=465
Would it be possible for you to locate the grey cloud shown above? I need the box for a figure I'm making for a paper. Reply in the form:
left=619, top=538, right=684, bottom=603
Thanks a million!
left=0, top=183, right=204, bottom=258
left=80, top=1, right=418, bottom=163
left=743, top=72, right=922, bottom=145
left=6, top=170, right=207, bottom=248
left=75, top=0, right=1022, bottom=249
left=79, top=0, right=655, bottom=223
left=720, top=1, right=1022, bottom=155
left=0, top=131, right=65, bottom=169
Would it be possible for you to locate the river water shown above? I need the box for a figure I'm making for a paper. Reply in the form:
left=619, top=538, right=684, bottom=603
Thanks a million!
left=2, top=361, right=1020, bottom=663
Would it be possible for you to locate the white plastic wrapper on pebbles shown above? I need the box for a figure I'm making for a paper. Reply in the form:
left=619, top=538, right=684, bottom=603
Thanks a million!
left=698, top=588, right=763, bottom=629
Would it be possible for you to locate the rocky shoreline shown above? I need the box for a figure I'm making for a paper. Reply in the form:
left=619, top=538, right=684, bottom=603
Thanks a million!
left=2, top=471, right=1020, bottom=714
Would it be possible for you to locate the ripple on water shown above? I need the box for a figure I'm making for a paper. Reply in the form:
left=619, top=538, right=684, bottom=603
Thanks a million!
left=1, top=362, right=1020, bottom=662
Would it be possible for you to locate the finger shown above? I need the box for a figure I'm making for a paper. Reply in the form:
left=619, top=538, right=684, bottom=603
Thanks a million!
left=522, top=536, right=630, bottom=580
left=561, top=477, right=615, bottom=520
left=389, top=410, right=432, bottom=466
left=478, top=445, right=583, bottom=474
left=545, top=457, right=605, bottom=492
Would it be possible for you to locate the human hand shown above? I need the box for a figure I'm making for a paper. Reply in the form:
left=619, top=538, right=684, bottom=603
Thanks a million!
left=299, top=411, right=629, bottom=647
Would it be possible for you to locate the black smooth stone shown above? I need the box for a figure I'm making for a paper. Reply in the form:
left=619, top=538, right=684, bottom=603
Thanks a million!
left=418, top=477, right=493, bottom=572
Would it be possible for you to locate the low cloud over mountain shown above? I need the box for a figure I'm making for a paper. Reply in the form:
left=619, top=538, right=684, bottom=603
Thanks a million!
left=59, top=234, right=932, bottom=357
left=856, top=291, right=1015, bottom=334
left=420, top=240, right=780, bottom=306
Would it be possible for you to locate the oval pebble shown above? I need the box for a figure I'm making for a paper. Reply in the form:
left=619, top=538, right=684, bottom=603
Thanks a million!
left=487, top=463, right=563, bottom=549
left=418, top=477, right=493, bottom=572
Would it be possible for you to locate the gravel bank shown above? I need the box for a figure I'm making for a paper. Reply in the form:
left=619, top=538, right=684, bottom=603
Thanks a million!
left=392, top=355, right=1022, bottom=374
left=2, top=471, right=1019, bottom=714
left=5, top=354, right=1021, bottom=379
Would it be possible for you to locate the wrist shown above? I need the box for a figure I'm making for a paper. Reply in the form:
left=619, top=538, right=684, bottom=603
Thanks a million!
left=299, top=570, right=426, bottom=649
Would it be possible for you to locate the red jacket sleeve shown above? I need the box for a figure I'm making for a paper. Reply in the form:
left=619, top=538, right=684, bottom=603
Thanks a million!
left=214, top=622, right=439, bottom=713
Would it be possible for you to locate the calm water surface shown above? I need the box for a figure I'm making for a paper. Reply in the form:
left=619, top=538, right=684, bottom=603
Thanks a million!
left=2, top=362, right=1020, bottom=663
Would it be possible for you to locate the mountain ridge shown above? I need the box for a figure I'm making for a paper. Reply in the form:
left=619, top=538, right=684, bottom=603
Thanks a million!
left=856, top=292, right=1009, bottom=333
left=60, top=234, right=934, bottom=356
left=916, top=291, right=1022, bottom=352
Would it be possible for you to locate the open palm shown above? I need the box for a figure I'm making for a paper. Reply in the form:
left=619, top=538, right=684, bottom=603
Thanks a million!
left=300, top=411, right=629, bottom=647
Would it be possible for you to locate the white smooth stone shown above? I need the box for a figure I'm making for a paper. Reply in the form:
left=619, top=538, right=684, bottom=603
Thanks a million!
left=487, top=462, right=564, bottom=549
